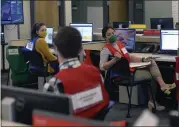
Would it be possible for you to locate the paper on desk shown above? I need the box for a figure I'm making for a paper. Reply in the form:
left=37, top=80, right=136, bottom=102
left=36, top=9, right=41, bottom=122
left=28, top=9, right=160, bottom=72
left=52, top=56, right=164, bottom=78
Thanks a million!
left=133, top=110, right=159, bottom=126
left=130, top=61, right=151, bottom=68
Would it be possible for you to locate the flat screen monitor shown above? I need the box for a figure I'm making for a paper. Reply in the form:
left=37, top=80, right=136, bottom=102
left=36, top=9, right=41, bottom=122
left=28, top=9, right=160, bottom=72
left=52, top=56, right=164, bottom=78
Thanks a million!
left=1, top=0, right=24, bottom=24
left=45, top=27, right=54, bottom=45
left=150, top=18, right=173, bottom=29
left=70, top=23, right=93, bottom=42
left=160, top=29, right=179, bottom=52
left=1, top=86, right=72, bottom=125
left=33, top=110, right=111, bottom=126
left=113, top=22, right=129, bottom=28
left=114, top=29, right=136, bottom=52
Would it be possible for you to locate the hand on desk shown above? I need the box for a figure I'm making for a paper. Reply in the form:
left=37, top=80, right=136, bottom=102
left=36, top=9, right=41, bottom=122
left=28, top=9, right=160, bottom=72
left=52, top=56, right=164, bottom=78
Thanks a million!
left=142, top=57, right=159, bottom=62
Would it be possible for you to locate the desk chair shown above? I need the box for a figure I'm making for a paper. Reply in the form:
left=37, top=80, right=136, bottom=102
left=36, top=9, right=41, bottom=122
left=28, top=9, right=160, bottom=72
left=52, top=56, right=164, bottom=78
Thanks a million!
left=89, top=50, right=106, bottom=77
left=6, top=46, right=38, bottom=89
left=21, top=47, right=50, bottom=90
left=105, top=58, right=156, bottom=118
left=90, top=50, right=100, bottom=68
left=93, top=101, right=115, bottom=121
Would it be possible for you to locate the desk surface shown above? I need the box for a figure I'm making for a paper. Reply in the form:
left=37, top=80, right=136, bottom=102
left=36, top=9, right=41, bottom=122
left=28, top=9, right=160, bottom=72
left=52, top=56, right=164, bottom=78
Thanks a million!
left=1, top=120, right=29, bottom=126
left=50, top=48, right=176, bottom=62
left=131, top=53, right=176, bottom=62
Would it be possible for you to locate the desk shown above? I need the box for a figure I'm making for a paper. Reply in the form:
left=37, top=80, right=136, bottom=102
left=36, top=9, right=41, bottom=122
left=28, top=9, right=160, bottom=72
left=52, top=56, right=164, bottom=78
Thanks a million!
left=1, top=120, right=29, bottom=126
left=131, top=53, right=176, bottom=62
left=8, top=34, right=160, bottom=48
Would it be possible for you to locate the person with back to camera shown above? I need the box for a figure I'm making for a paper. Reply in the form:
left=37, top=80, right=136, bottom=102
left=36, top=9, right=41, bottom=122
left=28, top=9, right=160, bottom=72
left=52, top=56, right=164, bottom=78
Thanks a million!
left=100, top=26, right=176, bottom=111
left=43, top=27, right=110, bottom=119
left=24, top=23, right=59, bottom=74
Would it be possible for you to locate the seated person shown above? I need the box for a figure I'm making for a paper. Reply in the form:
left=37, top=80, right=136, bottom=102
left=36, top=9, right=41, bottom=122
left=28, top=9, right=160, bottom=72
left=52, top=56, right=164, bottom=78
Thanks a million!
left=23, top=23, right=59, bottom=74
left=100, top=26, right=176, bottom=111
left=43, top=27, right=110, bottom=119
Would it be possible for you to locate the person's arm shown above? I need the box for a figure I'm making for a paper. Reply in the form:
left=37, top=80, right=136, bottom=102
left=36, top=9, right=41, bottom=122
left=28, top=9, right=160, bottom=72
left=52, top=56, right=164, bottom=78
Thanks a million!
left=100, top=48, right=119, bottom=71
left=43, top=77, right=64, bottom=94
left=35, top=38, right=57, bottom=61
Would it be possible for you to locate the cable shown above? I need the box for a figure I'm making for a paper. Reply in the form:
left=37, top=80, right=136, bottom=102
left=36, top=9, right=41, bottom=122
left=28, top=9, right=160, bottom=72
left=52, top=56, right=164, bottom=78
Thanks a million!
left=5, top=25, right=17, bottom=30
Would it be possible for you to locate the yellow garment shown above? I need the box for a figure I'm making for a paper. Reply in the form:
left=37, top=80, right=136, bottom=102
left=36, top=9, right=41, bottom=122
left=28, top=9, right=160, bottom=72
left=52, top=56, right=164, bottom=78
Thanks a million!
left=35, top=38, right=57, bottom=73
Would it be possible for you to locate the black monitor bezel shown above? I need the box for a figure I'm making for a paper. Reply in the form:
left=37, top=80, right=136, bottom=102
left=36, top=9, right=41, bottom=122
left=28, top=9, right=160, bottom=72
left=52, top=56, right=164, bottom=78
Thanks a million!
left=113, top=21, right=129, bottom=29
left=1, top=85, right=73, bottom=124
left=69, top=23, right=93, bottom=43
left=150, top=18, right=174, bottom=29
left=46, top=27, right=54, bottom=45
left=160, top=29, right=178, bottom=54
left=1, top=0, right=24, bottom=25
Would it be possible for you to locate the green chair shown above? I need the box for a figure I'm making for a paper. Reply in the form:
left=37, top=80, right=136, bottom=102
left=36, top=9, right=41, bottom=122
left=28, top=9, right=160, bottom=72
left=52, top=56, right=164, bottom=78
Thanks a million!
left=6, top=46, right=38, bottom=88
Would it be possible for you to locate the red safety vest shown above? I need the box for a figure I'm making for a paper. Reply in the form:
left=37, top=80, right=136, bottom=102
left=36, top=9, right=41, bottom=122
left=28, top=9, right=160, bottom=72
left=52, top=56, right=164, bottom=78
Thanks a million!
left=83, top=49, right=93, bottom=65
left=104, top=41, right=134, bottom=71
left=55, top=64, right=109, bottom=118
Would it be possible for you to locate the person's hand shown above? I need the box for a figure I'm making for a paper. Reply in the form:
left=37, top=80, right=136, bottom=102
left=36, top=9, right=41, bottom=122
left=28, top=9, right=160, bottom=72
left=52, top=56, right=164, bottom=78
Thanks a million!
left=142, top=57, right=153, bottom=62
left=114, top=52, right=122, bottom=60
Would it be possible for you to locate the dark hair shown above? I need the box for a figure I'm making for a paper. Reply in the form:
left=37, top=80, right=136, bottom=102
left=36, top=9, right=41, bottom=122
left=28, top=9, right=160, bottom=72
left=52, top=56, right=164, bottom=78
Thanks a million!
left=54, top=26, right=82, bottom=58
left=31, top=23, right=45, bottom=38
left=102, top=26, right=114, bottom=38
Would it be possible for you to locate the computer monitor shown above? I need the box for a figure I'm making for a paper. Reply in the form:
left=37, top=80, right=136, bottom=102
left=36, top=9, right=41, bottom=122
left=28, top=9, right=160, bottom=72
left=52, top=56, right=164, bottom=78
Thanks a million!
left=33, top=110, right=111, bottom=126
left=150, top=18, right=174, bottom=29
left=1, top=0, right=24, bottom=24
left=160, top=29, right=179, bottom=53
left=1, top=86, right=72, bottom=125
left=114, top=29, right=136, bottom=52
left=113, top=22, right=129, bottom=28
left=45, top=27, right=54, bottom=45
left=70, top=23, right=93, bottom=42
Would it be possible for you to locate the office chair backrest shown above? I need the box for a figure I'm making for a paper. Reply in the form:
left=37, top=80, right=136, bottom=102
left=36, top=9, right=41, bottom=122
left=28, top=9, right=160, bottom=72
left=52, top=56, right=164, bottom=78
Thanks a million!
left=110, top=57, right=130, bottom=79
left=6, top=46, right=28, bottom=83
left=90, top=50, right=100, bottom=68
left=23, top=48, right=45, bottom=68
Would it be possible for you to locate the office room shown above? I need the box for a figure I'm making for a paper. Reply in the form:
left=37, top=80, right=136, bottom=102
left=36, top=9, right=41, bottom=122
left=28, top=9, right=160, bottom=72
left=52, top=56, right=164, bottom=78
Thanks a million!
left=1, top=0, right=179, bottom=126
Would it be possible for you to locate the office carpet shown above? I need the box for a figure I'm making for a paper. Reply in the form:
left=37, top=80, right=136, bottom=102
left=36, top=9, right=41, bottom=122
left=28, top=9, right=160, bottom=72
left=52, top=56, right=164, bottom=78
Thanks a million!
left=1, top=72, right=170, bottom=126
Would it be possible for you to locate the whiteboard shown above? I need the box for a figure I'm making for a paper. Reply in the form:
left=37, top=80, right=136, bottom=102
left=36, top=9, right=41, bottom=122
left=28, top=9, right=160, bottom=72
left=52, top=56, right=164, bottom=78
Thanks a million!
left=87, top=7, right=103, bottom=33
left=172, top=0, right=179, bottom=23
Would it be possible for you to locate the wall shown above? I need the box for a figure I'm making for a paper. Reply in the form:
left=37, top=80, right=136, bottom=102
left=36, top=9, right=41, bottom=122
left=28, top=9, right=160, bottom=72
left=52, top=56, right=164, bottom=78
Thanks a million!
left=35, top=1, right=59, bottom=31
left=172, top=0, right=179, bottom=24
left=19, top=1, right=31, bottom=39
left=64, top=0, right=72, bottom=26
left=144, top=1, right=172, bottom=28
left=72, top=0, right=104, bottom=33
left=109, top=0, right=128, bottom=24
left=72, top=0, right=103, bottom=23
